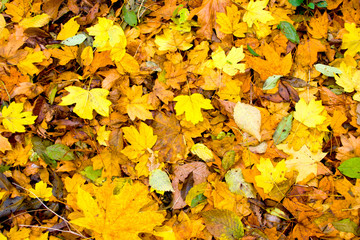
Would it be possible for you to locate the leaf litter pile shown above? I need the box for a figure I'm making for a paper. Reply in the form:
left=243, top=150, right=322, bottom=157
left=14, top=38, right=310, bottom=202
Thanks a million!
left=0, top=0, right=360, bottom=239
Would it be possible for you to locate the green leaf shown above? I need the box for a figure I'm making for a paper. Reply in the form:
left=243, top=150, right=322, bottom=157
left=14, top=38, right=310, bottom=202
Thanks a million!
left=247, top=44, right=260, bottom=57
left=273, top=113, right=293, bottom=145
left=225, top=168, right=256, bottom=198
left=149, top=169, right=174, bottom=194
left=307, top=2, right=315, bottom=9
left=31, top=136, right=57, bottom=167
left=332, top=219, right=360, bottom=236
left=316, top=1, right=328, bottom=8
left=288, top=0, right=304, bottom=7
left=185, top=182, right=207, bottom=207
left=314, top=64, right=342, bottom=77
left=279, top=21, right=299, bottom=44
left=45, top=144, right=75, bottom=161
left=122, top=8, right=138, bottom=27
left=202, top=209, right=244, bottom=240
left=61, top=33, right=87, bottom=46
left=81, top=166, right=102, bottom=181
left=338, top=157, right=360, bottom=178
left=263, top=75, right=283, bottom=90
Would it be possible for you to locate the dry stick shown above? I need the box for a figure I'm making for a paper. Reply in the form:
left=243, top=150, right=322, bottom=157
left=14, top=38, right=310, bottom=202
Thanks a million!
left=12, top=182, right=87, bottom=239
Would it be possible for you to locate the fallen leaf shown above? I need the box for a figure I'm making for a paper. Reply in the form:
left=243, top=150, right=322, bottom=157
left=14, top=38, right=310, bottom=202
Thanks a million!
left=233, top=102, right=261, bottom=141
left=1, top=102, right=37, bottom=133
left=59, top=86, right=112, bottom=120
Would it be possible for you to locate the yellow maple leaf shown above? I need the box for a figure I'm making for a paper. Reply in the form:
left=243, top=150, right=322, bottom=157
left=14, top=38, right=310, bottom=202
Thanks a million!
left=211, top=46, right=246, bottom=76
left=57, top=16, right=80, bottom=40
left=17, top=48, right=47, bottom=75
left=70, top=181, right=165, bottom=240
left=97, top=125, right=110, bottom=146
left=216, top=4, right=248, bottom=37
left=341, top=22, right=360, bottom=57
left=86, top=17, right=127, bottom=52
left=19, top=13, right=50, bottom=28
left=293, top=98, right=327, bottom=128
left=28, top=181, right=53, bottom=201
left=254, top=158, right=287, bottom=194
left=59, top=86, right=112, bottom=120
left=119, top=85, right=154, bottom=121
left=277, top=144, right=327, bottom=183
left=121, top=122, right=157, bottom=160
left=1, top=102, right=37, bottom=133
left=334, top=62, right=360, bottom=101
left=5, top=0, right=31, bottom=22
left=155, top=28, right=193, bottom=52
left=243, top=0, right=274, bottom=28
left=173, top=93, right=213, bottom=125
left=49, top=46, right=78, bottom=65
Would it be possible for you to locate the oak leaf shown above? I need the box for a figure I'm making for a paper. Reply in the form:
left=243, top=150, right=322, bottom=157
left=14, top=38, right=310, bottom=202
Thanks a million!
left=255, top=158, right=287, bottom=193
left=59, top=86, right=112, bottom=120
left=243, top=0, right=274, bottom=28
left=293, top=98, right=327, bottom=128
left=70, top=181, right=165, bottom=240
left=211, top=46, right=246, bottom=76
left=155, top=28, right=193, bottom=52
left=1, top=102, right=37, bottom=133
left=174, top=93, right=213, bottom=125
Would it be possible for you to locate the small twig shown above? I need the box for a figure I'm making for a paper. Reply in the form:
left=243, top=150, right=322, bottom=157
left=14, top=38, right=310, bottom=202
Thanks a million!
left=12, top=182, right=87, bottom=239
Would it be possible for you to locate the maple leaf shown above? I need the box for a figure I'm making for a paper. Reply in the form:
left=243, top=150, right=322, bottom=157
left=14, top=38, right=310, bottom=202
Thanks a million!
left=174, top=93, right=213, bottom=125
left=243, top=0, right=274, bottom=28
left=49, top=46, right=78, bottom=65
left=96, top=125, right=110, bottom=146
left=57, top=16, right=80, bottom=40
left=255, top=158, right=287, bottom=194
left=17, top=47, right=47, bottom=76
left=118, top=85, right=154, bottom=121
left=86, top=17, right=127, bottom=51
left=59, top=86, right=112, bottom=120
left=216, top=4, right=247, bottom=37
left=121, top=122, right=157, bottom=160
left=28, top=181, right=53, bottom=201
left=307, top=11, right=328, bottom=39
left=246, top=43, right=292, bottom=80
left=293, top=98, right=327, bottom=128
left=211, top=46, right=246, bottom=76
left=1, top=102, right=37, bottom=133
left=277, top=145, right=327, bottom=183
left=189, top=0, right=231, bottom=39
left=70, top=181, right=165, bottom=240
left=341, top=22, right=360, bottom=57
left=334, top=62, right=360, bottom=101
left=155, top=28, right=193, bottom=52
